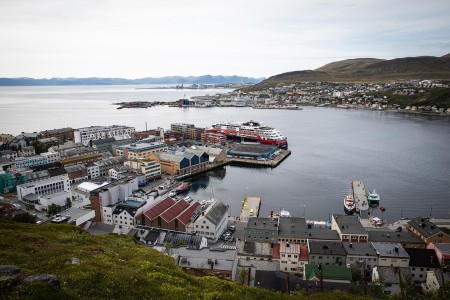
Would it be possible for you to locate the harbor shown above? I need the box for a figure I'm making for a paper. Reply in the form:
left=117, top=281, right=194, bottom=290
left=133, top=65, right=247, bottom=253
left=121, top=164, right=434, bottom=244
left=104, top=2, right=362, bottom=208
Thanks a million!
left=352, top=180, right=369, bottom=218
left=239, top=196, right=261, bottom=221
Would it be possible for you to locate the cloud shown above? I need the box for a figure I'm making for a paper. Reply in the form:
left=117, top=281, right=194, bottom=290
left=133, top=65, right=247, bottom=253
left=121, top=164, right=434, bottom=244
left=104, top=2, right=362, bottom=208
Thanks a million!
left=0, top=0, right=449, bottom=78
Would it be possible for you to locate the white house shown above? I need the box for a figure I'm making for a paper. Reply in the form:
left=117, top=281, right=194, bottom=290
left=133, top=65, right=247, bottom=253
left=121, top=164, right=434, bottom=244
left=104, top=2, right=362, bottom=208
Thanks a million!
left=187, top=200, right=228, bottom=242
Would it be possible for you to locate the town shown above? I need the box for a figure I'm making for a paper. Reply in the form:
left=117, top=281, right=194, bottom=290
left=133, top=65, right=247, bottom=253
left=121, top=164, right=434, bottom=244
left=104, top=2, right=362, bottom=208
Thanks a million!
left=1, top=122, right=449, bottom=298
left=173, top=79, right=450, bottom=115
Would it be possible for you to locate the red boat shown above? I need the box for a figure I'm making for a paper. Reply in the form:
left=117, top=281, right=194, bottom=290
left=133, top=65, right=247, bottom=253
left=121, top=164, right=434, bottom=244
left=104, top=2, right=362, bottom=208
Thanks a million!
left=207, top=120, right=288, bottom=148
left=380, top=206, right=386, bottom=212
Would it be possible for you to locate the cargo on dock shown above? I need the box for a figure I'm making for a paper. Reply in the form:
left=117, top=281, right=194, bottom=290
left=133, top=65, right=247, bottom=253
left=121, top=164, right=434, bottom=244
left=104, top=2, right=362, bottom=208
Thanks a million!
left=239, top=196, right=261, bottom=221
left=352, top=180, right=369, bottom=218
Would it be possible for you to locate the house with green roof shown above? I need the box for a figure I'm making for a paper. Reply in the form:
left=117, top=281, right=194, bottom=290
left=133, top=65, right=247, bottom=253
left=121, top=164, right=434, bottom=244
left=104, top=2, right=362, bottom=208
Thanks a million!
left=304, top=264, right=352, bottom=283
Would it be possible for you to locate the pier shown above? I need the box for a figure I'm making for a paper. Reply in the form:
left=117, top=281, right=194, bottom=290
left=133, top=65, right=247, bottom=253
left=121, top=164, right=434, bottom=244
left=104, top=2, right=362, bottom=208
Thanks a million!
left=352, top=180, right=369, bottom=218
left=239, top=196, right=261, bottom=221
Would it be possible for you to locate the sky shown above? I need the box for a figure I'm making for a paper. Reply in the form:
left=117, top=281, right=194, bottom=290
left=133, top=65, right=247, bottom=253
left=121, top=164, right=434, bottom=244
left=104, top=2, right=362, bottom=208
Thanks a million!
left=0, top=0, right=449, bottom=79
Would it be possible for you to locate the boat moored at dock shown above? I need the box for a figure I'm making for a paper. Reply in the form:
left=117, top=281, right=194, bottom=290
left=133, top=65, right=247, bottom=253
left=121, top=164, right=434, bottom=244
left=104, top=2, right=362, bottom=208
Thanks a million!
left=343, top=194, right=356, bottom=214
left=368, top=189, right=381, bottom=206
left=206, top=120, right=288, bottom=148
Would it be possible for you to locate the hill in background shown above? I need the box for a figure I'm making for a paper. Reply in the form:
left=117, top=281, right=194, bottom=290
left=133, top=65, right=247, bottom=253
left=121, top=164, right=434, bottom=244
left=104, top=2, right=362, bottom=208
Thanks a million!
left=0, top=75, right=265, bottom=86
left=251, top=54, right=450, bottom=90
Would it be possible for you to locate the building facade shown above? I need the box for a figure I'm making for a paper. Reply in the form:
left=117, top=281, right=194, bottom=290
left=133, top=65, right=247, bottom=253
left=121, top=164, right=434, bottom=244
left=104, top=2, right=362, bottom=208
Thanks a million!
left=74, top=125, right=135, bottom=146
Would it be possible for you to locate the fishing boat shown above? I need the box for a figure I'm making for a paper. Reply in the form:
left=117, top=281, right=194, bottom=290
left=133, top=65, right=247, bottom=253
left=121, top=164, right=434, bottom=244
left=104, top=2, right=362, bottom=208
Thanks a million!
left=344, top=194, right=356, bottom=215
left=367, top=189, right=381, bottom=206
left=175, top=182, right=191, bottom=195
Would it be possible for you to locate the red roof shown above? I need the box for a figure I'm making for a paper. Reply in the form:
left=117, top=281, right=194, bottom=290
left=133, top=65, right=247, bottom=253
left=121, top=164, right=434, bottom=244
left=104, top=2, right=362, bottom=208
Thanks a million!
left=299, top=245, right=309, bottom=261
left=177, top=202, right=201, bottom=225
left=272, top=243, right=280, bottom=259
left=160, top=199, right=189, bottom=222
left=144, top=197, right=176, bottom=221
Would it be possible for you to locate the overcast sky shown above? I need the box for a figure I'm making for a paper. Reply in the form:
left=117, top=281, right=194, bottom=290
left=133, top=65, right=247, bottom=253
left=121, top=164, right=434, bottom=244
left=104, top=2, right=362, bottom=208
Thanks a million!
left=1, top=0, right=449, bottom=78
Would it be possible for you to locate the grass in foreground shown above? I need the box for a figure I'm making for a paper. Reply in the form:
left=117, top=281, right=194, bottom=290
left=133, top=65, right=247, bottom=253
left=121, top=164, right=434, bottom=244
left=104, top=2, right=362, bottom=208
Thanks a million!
left=0, top=222, right=369, bottom=300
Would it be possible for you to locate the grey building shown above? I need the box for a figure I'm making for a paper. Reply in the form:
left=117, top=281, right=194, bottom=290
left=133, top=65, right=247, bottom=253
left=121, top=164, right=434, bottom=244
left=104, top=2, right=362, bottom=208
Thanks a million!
left=368, top=229, right=426, bottom=249
left=331, top=214, right=368, bottom=243
left=343, top=242, right=378, bottom=272
left=278, top=217, right=340, bottom=243
left=307, top=240, right=346, bottom=266
left=244, top=217, right=279, bottom=243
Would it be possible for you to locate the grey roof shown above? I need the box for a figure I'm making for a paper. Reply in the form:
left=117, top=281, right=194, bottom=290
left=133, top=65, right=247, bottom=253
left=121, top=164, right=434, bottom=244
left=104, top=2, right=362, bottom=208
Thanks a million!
left=204, top=200, right=228, bottom=226
left=306, top=227, right=341, bottom=241
left=163, top=231, right=204, bottom=250
left=433, top=243, right=450, bottom=254
left=245, top=217, right=279, bottom=231
left=0, top=150, right=14, bottom=155
left=405, top=248, right=440, bottom=268
left=408, top=217, right=446, bottom=238
left=94, top=157, right=125, bottom=167
left=143, top=230, right=160, bottom=243
left=92, top=137, right=116, bottom=145
left=343, top=242, right=377, bottom=257
left=65, top=164, right=87, bottom=173
left=434, top=270, right=450, bottom=286
left=371, top=242, right=410, bottom=258
left=40, top=127, right=73, bottom=134
left=25, top=170, right=50, bottom=182
left=368, top=229, right=425, bottom=245
left=154, top=152, right=185, bottom=163
left=375, top=266, right=412, bottom=284
left=278, top=217, right=307, bottom=238
left=333, top=214, right=367, bottom=235
left=176, top=247, right=236, bottom=272
left=21, top=146, right=35, bottom=152
left=308, top=240, right=346, bottom=256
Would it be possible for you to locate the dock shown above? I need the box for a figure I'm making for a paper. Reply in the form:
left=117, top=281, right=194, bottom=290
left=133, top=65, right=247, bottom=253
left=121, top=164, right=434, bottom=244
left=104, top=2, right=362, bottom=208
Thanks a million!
left=352, top=180, right=369, bottom=218
left=239, top=196, right=261, bottom=221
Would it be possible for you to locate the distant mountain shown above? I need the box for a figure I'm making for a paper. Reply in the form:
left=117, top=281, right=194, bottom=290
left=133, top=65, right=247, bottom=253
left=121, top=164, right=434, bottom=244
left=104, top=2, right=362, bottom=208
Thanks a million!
left=0, top=75, right=265, bottom=86
left=250, top=54, right=450, bottom=90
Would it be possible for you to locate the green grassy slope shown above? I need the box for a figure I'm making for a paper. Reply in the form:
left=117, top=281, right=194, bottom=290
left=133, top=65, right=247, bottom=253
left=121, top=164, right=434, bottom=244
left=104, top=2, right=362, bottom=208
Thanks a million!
left=0, top=222, right=366, bottom=300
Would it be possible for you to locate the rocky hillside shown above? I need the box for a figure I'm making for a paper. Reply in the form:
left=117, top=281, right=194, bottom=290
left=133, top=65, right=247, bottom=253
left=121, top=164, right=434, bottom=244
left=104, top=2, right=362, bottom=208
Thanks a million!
left=250, top=54, right=450, bottom=90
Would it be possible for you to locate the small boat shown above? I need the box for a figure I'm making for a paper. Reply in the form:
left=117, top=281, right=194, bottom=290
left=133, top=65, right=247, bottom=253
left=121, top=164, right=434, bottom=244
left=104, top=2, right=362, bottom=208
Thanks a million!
left=379, top=206, right=386, bottom=212
left=368, top=189, right=381, bottom=206
left=175, top=182, right=191, bottom=194
left=344, top=194, right=356, bottom=215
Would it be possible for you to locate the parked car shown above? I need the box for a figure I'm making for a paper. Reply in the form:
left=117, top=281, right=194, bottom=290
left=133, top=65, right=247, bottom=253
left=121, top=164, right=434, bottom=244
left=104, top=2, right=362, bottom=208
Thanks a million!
left=12, top=203, right=21, bottom=210
left=228, top=225, right=236, bottom=232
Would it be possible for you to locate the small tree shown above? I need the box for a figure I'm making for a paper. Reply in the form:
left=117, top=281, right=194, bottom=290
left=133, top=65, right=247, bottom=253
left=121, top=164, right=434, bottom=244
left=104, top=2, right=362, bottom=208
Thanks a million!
left=350, top=264, right=361, bottom=282
left=370, top=276, right=385, bottom=298
left=164, top=242, right=173, bottom=255
left=13, top=212, right=37, bottom=224
left=47, top=204, right=61, bottom=216
left=65, top=197, right=72, bottom=208
left=238, top=268, right=249, bottom=285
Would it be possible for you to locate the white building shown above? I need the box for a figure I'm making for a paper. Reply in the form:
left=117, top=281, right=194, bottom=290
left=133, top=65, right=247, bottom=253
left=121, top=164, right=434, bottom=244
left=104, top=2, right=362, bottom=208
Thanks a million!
left=74, top=125, right=135, bottom=146
left=124, top=159, right=161, bottom=179
left=186, top=200, right=228, bottom=242
left=17, top=176, right=70, bottom=201
left=14, top=155, right=48, bottom=169
left=40, top=151, right=60, bottom=163
left=86, top=164, right=100, bottom=179
left=372, top=242, right=410, bottom=268
left=37, top=190, right=73, bottom=210
left=279, top=243, right=309, bottom=276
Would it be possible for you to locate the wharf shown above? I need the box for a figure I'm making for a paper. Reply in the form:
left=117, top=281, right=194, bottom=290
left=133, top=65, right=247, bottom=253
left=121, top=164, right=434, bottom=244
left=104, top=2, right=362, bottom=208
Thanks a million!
left=239, top=196, right=261, bottom=221
left=228, top=149, right=291, bottom=168
left=352, top=180, right=369, bottom=218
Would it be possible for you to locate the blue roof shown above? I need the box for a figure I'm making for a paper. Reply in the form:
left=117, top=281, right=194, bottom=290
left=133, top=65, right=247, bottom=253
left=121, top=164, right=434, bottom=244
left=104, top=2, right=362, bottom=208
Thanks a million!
left=121, top=200, right=144, bottom=208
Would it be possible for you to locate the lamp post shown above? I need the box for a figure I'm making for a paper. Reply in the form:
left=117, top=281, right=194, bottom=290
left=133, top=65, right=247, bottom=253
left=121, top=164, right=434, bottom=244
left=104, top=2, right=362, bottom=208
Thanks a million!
left=299, top=204, right=306, bottom=218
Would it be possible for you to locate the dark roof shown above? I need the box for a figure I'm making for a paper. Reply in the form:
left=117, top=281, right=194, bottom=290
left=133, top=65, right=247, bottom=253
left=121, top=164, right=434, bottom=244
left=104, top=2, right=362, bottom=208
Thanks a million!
left=305, top=264, right=352, bottom=281
left=177, top=202, right=201, bottom=225
left=143, top=229, right=160, bottom=243
left=304, top=227, right=341, bottom=241
left=254, top=270, right=354, bottom=294
left=92, top=137, right=116, bottom=145
left=245, top=217, right=278, bottom=231
left=163, top=232, right=203, bottom=250
left=308, top=240, right=346, bottom=256
left=278, top=217, right=307, bottom=238
left=433, top=243, right=450, bottom=254
left=343, top=242, right=377, bottom=257
left=112, top=200, right=145, bottom=217
left=408, top=217, right=446, bottom=238
left=144, top=197, right=176, bottom=221
left=160, top=199, right=189, bottom=222
left=333, top=214, right=367, bottom=235
left=204, top=200, right=228, bottom=226
left=405, top=248, right=440, bottom=268
left=368, top=229, right=425, bottom=245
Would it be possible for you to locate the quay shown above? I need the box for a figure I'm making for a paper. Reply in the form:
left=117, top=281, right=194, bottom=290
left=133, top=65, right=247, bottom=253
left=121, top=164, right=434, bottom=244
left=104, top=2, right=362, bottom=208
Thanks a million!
left=352, top=180, right=369, bottom=218
left=239, top=196, right=261, bottom=221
